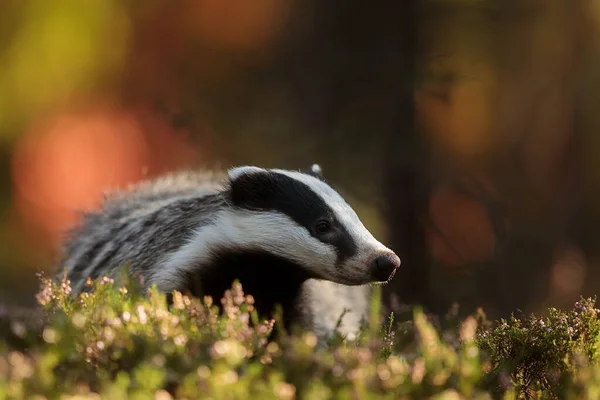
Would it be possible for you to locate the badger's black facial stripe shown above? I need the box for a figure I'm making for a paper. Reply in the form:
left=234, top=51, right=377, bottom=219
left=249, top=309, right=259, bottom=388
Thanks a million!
left=229, top=170, right=358, bottom=263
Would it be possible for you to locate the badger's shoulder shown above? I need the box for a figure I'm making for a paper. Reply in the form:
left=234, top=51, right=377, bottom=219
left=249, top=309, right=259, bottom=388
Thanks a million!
left=67, top=169, right=225, bottom=227
left=103, top=169, right=227, bottom=211
left=57, top=168, right=229, bottom=284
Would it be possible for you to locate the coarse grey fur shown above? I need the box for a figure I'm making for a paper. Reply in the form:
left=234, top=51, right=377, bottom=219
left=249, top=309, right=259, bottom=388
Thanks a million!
left=56, top=166, right=388, bottom=342
left=60, top=170, right=229, bottom=294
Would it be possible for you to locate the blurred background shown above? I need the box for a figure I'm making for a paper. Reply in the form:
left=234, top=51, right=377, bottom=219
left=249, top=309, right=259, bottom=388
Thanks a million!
left=1, top=0, right=600, bottom=321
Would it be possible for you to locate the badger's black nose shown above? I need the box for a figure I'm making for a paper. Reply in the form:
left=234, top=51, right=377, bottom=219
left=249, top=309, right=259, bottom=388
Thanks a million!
left=371, top=253, right=401, bottom=282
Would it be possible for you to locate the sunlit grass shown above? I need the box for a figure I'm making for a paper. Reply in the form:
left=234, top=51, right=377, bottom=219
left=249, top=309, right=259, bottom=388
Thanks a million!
left=1, top=270, right=600, bottom=398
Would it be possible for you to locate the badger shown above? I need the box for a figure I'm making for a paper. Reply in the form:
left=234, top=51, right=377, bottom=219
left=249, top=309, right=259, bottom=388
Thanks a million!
left=56, top=164, right=400, bottom=339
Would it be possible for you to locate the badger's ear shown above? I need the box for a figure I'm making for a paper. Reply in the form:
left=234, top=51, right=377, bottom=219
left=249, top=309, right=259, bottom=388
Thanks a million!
left=227, top=166, right=271, bottom=208
left=228, top=166, right=265, bottom=182
left=306, top=163, right=325, bottom=181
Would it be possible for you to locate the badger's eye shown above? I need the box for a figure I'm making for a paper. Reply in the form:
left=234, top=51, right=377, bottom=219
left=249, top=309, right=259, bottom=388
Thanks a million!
left=315, top=220, right=331, bottom=234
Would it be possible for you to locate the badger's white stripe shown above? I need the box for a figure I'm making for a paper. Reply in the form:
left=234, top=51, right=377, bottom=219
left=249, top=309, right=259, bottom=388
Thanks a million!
left=153, top=209, right=339, bottom=293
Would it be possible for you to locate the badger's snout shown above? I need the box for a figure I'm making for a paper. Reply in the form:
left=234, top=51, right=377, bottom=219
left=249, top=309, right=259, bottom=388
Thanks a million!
left=370, top=253, right=401, bottom=282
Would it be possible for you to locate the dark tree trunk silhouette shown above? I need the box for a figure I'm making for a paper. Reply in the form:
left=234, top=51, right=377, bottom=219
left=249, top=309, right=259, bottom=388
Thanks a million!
left=380, top=0, right=431, bottom=313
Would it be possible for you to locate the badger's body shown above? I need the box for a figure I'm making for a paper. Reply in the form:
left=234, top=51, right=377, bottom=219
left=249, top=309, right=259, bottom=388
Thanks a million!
left=299, top=279, right=371, bottom=341
left=57, top=165, right=399, bottom=340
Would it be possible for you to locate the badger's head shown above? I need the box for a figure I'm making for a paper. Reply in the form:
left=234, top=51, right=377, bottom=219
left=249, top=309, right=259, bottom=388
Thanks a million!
left=224, top=165, right=401, bottom=285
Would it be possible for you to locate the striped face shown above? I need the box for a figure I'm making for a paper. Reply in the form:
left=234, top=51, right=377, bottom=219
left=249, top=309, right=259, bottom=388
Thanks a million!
left=225, top=166, right=401, bottom=285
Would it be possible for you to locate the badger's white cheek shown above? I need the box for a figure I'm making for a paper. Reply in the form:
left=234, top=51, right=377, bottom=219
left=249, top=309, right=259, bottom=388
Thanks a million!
left=301, top=244, right=338, bottom=279
left=305, top=242, right=338, bottom=277
left=268, top=229, right=338, bottom=277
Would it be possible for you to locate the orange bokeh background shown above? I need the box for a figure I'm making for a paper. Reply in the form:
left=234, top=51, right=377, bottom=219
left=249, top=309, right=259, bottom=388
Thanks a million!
left=11, top=105, right=204, bottom=251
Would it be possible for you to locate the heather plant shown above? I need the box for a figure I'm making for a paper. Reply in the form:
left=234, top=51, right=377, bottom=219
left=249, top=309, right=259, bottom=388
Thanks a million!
left=478, top=297, right=600, bottom=398
left=1, top=271, right=600, bottom=399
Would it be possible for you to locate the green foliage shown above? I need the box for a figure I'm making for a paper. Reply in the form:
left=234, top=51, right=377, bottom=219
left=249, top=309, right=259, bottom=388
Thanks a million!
left=2, top=273, right=600, bottom=399
left=478, top=297, right=600, bottom=398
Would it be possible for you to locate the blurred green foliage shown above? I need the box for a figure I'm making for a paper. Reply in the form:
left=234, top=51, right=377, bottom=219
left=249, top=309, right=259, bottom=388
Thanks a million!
left=2, top=273, right=600, bottom=398
left=0, top=0, right=129, bottom=139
